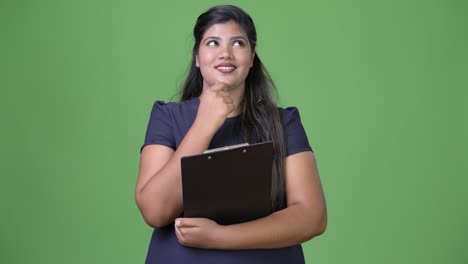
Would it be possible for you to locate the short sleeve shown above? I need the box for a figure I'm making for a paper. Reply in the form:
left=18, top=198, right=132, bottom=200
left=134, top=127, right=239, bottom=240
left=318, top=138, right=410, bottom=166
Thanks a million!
left=141, top=101, right=176, bottom=152
left=281, top=107, right=313, bottom=156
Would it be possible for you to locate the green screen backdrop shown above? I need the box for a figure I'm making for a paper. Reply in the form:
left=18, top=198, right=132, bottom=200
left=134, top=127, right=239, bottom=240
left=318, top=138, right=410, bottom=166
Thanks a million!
left=1, top=0, right=467, bottom=263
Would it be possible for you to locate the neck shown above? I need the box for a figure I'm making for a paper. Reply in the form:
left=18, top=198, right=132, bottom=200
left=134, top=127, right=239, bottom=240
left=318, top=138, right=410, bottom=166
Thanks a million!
left=227, top=87, right=244, bottom=117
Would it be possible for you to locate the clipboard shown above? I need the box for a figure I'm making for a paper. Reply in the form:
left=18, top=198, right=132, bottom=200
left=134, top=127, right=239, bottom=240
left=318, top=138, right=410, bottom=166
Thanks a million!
left=181, top=141, right=274, bottom=225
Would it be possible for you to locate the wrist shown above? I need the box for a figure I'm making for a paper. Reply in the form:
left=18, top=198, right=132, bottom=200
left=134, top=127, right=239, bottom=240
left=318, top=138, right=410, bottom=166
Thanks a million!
left=212, top=224, right=231, bottom=249
left=191, top=117, right=218, bottom=138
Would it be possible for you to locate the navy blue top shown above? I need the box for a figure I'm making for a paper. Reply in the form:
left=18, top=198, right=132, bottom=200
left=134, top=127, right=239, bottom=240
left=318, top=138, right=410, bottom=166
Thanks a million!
left=141, top=97, right=312, bottom=264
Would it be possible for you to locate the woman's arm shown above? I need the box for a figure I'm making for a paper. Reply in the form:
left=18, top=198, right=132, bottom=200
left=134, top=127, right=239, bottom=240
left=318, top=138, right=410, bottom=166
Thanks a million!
left=175, top=151, right=327, bottom=249
left=135, top=83, right=236, bottom=228
left=135, top=122, right=215, bottom=228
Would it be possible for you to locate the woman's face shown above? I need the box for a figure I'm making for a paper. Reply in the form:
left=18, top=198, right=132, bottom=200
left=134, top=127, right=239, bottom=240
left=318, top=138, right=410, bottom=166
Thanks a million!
left=196, top=21, right=254, bottom=93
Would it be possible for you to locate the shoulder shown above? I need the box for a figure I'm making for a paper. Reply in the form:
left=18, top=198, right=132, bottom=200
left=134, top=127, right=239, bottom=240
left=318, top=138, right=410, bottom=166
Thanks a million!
left=151, top=97, right=199, bottom=112
left=143, top=98, right=199, bottom=151
left=277, top=106, right=313, bottom=155
left=149, top=98, right=199, bottom=120
left=278, top=106, right=304, bottom=126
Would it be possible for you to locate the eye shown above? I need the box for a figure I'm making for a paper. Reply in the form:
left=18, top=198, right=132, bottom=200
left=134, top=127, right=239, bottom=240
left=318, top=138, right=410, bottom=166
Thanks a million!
left=233, top=40, right=245, bottom=47
left=207, top=40, right=218, bottom=47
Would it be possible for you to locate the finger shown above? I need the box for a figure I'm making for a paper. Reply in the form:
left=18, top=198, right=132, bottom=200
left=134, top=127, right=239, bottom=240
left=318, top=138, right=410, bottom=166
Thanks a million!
left=175, top=230, right=189, bottom=246
left=223, top=96, right=234, bottom=104
left=175, top=225, right=188, bottom=245
left=176, top=218, right=199, bottom=228
left=210, top=82, right=229, bottom=92
left=174, top=225, right=183, bottom=239
left=216, top=91, right=234, bottom=103
left=217, top=91, right=231, bottom=97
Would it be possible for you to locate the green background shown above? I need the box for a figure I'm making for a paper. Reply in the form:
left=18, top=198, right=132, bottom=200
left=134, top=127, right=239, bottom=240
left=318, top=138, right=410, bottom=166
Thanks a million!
left=1, top=0, right=467, bottom=263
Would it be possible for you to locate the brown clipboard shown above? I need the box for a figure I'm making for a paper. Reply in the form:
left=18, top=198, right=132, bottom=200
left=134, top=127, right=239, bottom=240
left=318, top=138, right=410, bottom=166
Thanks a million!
left=181, top=141, right=274, bottom=225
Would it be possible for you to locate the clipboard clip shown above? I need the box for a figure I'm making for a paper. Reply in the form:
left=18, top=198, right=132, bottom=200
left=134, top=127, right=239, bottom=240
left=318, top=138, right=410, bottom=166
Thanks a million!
left=203, top=143, right=250, bottom=154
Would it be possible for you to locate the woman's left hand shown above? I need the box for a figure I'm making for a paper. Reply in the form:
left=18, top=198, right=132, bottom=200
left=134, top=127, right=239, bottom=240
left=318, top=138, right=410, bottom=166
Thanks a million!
left=174, top=217, right=224, bottom=249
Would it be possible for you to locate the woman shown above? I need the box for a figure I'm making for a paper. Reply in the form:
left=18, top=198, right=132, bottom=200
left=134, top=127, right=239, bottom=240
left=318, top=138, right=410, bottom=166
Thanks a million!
left=135, top=5, right=327, bottom=264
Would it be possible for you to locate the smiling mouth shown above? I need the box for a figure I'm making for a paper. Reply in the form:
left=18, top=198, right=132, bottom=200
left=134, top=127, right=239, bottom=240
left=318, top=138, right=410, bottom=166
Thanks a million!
left=215, top=64, right=237, bottom=74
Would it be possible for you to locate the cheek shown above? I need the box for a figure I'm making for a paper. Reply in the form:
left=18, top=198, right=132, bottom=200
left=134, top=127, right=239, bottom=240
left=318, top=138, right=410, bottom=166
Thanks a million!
left=197, top=49, right=215, bottom=65
left=238, top=52, right=254, bottom=67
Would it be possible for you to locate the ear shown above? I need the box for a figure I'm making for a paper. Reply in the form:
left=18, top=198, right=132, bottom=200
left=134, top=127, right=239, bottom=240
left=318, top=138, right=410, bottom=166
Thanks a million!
left=195, top=54, right=200, bottom=67
left=250, top=51, right=255, bottom=67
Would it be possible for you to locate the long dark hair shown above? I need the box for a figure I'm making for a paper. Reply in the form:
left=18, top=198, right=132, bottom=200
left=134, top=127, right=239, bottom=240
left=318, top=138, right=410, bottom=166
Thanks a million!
left=180, top=5, right=287, bottom=211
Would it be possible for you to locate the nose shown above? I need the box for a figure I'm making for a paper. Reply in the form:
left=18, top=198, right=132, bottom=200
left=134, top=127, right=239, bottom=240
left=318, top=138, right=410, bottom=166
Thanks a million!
left=219, top=44, right=233, bottom=60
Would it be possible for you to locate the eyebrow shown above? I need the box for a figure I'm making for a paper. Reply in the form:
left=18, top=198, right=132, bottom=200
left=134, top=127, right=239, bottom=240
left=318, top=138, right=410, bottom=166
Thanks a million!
left=203, top=36, right=248, bottom=42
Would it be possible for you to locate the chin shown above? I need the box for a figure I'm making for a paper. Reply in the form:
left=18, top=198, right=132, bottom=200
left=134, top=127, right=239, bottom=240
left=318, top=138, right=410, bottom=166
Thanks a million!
left=217, top=78, right=244, bottom=87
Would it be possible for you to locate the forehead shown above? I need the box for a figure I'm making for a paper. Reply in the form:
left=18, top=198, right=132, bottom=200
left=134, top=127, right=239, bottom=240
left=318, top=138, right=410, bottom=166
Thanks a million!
left=202, top=21, right=248, bottom=39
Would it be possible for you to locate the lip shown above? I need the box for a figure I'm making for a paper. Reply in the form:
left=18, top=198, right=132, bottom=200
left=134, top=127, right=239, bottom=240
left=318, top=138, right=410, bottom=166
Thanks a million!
left=215, top=63, right=237, bottom=74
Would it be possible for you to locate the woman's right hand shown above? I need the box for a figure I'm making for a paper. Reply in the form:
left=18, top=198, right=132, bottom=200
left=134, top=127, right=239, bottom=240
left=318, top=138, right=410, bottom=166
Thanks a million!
left=195, top=82, right=236, bottom=135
